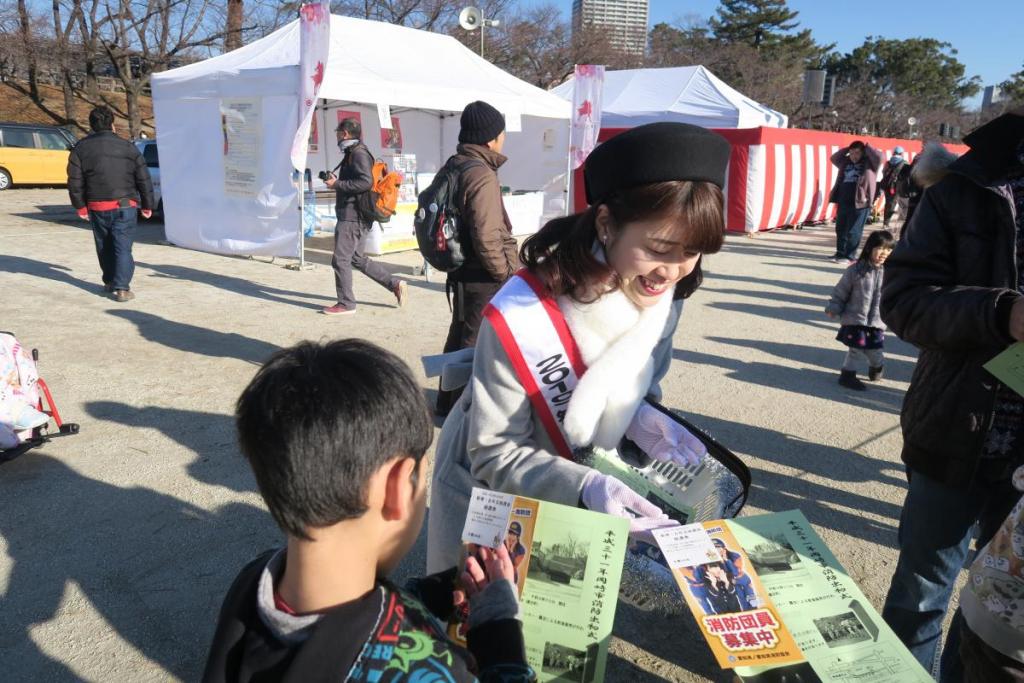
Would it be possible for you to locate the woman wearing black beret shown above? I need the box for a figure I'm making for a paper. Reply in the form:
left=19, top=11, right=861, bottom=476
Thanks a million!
left=427, top=122, right=732, bottom=572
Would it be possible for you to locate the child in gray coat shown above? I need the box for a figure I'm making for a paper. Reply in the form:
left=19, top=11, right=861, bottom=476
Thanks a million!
left=826, top=230, right=896, bottom=390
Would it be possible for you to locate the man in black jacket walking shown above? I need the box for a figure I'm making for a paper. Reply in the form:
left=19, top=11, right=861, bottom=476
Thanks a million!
left=880, top=108, right=1024, bottom=680
left=67, top=106, right=154, bottom=302
left=322, top=118, right=406, bottom=316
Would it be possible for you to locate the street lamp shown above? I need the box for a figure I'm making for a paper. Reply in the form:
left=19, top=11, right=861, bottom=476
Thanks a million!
left=459, top=7, right=500, bottom=58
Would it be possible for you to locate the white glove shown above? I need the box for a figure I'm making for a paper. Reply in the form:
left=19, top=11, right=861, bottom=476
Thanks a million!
left=625, top=403, right=707, bottom=467
left=581, top=470, right=674, bottom=535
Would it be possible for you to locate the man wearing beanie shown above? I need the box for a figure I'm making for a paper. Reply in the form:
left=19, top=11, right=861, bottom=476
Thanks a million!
left=435, top=100, right=520, bottom=415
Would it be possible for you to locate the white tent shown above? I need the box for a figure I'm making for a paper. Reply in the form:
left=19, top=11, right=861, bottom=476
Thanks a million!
left=551, top=65, right=788, bottom=130
left=151, top=15, right=570, bottom=257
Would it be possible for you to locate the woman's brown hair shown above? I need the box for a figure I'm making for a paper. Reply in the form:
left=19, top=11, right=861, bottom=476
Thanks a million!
left=520, top=180, right=725, bottom=302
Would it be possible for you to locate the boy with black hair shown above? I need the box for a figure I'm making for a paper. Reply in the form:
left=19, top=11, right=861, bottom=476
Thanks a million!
left=203, top=339, right=534, bottom=682
left=67, top=105, right=155, bottom=302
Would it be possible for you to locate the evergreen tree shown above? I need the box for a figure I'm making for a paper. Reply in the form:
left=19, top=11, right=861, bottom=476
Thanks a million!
left=1002, top=63, right=1024, bottom=104
left=708, top=0, right=826, bottom=63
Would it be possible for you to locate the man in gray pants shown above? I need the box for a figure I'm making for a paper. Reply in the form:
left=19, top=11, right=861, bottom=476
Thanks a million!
left=322, top=118, right=406, bottom=316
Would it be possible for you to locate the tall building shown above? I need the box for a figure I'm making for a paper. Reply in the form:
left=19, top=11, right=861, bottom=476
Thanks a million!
left=572, top=0, right=649, bottom=58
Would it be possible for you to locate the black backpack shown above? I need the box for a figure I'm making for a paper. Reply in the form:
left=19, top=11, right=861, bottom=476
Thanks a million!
left=414, top=157, right=484, bottom=272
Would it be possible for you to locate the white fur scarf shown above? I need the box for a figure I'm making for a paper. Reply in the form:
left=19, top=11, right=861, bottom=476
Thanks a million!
left=558, top=289, right=672, bottom=450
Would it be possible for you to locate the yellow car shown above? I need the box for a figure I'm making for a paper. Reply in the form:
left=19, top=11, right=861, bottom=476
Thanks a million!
left=0, top=122, right=77, bottom=190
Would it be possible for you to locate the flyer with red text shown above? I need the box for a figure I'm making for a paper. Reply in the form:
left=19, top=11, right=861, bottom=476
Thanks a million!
left=652, top=522, right=805, bottom=669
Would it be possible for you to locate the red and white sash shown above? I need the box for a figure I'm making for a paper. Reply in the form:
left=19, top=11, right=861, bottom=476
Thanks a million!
left=482, top=270, right=587, bottom=459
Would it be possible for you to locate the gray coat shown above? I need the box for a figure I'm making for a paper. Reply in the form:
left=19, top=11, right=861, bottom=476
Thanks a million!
left=826, top=264, right=885, bottom=328
left=426, top=299, right=683, bottom=573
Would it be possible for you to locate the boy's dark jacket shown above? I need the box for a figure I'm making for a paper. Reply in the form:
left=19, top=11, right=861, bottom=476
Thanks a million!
left=202, top=551, right=534, bottom=683
left=881, top=129, right=1021, bottom=487
left=67, top=131, right=154, bottom=210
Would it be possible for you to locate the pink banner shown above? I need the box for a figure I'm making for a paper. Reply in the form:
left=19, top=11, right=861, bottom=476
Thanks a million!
left=569, top=65, right=605, bottom=170
left=290, top=1, right=330, bottom=171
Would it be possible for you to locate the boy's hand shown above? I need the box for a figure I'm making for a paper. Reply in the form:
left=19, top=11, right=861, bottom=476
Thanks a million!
left=460, top=543, right=515, bottom=598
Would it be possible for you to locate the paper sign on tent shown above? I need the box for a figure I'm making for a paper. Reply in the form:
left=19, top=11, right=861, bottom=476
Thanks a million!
left=377, top=103, right=393, bottom=129
left=504, top=110, right=522, bottom=133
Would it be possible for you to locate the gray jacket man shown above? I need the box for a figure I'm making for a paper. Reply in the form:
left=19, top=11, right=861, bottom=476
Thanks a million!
left=322, top=118, right=406, bottom=316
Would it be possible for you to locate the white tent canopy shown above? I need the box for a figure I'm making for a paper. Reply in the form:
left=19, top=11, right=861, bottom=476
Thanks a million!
left=151, top=15, right=570, bottom=257
left=552, top=65, right=788, bottom=130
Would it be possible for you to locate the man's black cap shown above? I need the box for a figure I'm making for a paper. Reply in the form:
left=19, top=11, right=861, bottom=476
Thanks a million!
left=584, top=122, right=731, bottom=204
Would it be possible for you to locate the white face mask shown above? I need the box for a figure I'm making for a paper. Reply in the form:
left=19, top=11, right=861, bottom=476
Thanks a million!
left=338, top=138, right=358, bottom=151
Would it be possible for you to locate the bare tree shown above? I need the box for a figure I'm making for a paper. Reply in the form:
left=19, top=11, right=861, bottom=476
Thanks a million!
left=16, top=0, right=40, bottom=100
left=51, top=0, right=88, bottom=132
left=99, top=0, right=225, bottom=137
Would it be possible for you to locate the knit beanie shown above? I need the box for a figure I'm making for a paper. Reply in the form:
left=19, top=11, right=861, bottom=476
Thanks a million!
left=459, top=101, right=505, bottom=145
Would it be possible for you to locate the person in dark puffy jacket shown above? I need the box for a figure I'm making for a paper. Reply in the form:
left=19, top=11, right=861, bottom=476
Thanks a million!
left=880, top=108, right=1024, bottom=681
left=67, top=106, right=154, bottom=302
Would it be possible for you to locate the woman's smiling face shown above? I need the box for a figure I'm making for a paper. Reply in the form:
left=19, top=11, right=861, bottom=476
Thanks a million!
left=597, top=206, right=702, bottom=308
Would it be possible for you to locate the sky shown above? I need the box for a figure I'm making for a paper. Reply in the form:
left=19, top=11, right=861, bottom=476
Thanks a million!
left=535, top=0, right=1023, bottom=106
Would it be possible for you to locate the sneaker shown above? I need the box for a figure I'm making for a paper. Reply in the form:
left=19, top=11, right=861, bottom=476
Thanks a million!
left=12, top=404, right=49, bottom=431
left=392, top=280, right=408, bottom=308
left=112, top=289, right=135, bottom=302
left=322, top=303, right=355, bottom=316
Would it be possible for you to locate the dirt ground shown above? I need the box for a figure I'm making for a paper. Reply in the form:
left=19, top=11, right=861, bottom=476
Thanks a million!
left=0, top=189, right=937, bottom=681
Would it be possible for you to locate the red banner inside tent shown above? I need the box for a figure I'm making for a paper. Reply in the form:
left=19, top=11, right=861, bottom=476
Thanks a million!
left=573, top=127, right=969, bottom=233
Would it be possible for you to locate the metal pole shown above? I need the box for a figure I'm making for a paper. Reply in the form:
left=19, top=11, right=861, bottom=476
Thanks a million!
left=565, top=63, right=576, bottom=216
left=299, top=174, right=306, bottom=268
left=480, top=23, right=485, bottom=57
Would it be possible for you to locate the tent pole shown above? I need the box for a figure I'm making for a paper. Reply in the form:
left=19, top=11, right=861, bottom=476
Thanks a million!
left=298, top=174, right=306, bottom=268
left=565, top=143, right=573, bottom=216
left=565, top=63, right=576, bottom=216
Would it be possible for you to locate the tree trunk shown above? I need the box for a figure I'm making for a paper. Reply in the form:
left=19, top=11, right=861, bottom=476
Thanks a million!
left=17, top=0, right=40, bottom=102
left=126, top=86, right=141, bottom=138
left=226, top=0, right=244, bottom=51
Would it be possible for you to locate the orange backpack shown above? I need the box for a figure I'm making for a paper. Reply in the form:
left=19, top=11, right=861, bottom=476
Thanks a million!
left=357, top=158, right=402, bottom=224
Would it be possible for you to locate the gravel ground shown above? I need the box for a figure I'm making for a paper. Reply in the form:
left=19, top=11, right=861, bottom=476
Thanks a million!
left=0, top=189, right=941, bottom=681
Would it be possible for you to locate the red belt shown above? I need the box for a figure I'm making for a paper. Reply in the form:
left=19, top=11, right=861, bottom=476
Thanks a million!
left=87, top=199, right=138, bottom=211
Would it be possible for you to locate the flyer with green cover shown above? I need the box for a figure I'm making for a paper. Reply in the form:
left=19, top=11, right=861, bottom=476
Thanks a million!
left=455, top=487, right=629, bottom=682
left=985, top=342, right=1024, bottom=398
left=728, top=511, right=931, bottom=682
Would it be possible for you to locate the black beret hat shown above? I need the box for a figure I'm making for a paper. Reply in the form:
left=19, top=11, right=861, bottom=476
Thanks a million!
left=459, top=100, right=506, bottom=145
left=584, top=122, right=732, bottom=204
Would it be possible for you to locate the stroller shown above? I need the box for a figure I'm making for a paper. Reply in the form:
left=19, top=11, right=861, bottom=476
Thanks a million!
left=0, top=332, right=79, bottom=463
